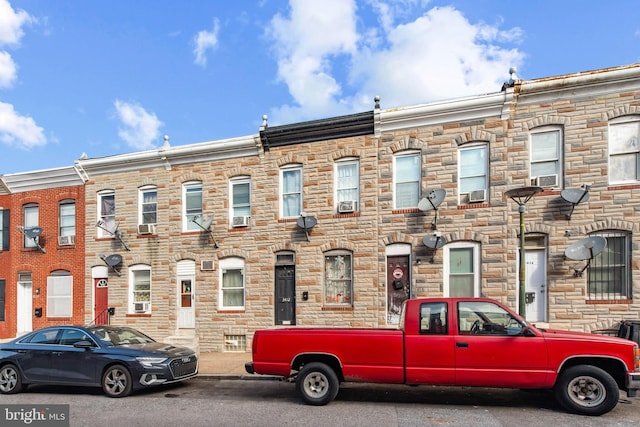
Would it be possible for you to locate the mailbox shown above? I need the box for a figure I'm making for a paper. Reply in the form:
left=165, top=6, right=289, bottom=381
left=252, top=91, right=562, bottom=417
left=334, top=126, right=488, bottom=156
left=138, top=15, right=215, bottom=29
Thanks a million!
left=34, top=307, right=43, bottom=317
left=525, top=292, right=536, bottom=304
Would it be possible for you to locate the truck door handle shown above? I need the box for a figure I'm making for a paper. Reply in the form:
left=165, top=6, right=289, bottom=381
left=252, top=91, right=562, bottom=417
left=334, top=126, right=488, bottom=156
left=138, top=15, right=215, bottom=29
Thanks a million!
left=456, top=342, right=469, bottom=348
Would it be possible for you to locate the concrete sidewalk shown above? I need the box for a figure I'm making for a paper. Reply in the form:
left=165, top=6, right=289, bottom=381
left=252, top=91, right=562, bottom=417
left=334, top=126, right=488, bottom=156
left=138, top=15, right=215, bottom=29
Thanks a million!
left=197, top=351, right=254, bottom=377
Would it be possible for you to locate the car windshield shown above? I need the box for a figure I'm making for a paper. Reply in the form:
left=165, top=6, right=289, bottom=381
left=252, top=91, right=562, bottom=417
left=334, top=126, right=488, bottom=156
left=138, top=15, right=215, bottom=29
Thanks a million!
left=89, top=326, right=155, bottom=346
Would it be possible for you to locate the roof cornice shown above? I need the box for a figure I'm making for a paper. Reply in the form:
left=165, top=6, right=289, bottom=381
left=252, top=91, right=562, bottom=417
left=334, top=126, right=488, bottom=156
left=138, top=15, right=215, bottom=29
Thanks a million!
left=1, top=167, right=86, bottom=193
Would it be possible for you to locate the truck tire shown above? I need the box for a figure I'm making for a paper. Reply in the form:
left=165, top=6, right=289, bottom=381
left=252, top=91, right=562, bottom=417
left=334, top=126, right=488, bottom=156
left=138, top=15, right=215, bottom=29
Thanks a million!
left=554, top=365, right=619, bottom=416
left=296, top=362, right=339, bottom=406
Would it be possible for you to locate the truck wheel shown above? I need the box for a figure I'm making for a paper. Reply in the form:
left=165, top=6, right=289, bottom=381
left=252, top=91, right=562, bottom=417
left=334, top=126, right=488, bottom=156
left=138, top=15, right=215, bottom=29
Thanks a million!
left=296, top=362, right=339, bottom=406
left=554, top=365, right=619, bottom=416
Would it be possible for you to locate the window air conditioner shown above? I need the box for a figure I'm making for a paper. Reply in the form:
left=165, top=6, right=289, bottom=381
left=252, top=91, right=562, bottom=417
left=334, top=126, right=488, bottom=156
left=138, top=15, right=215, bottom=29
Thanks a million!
left=134, top=302, right=150, bottom=313
left=535, top=174, right=558, bottom=188
left=232, top=216, right=250, bottom=228
left=201, top=260, right=214, bottom=271
left=58, top=235, right=76, bottom=246
left=338, top=200, right=358, bottom=213
left=137, top=224, right=156, bottom=235
left=468, top=189, right=486, bottom=203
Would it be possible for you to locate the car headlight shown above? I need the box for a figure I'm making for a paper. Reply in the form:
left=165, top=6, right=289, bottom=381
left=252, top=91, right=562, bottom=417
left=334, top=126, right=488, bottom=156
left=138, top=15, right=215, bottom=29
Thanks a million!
left=136, top=356, right=168, bottom=367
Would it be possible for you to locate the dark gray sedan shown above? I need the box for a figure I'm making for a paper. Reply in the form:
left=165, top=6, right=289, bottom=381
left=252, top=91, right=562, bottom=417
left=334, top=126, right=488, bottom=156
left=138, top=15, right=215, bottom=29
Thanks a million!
left=0, top=325, right=198, bottom=397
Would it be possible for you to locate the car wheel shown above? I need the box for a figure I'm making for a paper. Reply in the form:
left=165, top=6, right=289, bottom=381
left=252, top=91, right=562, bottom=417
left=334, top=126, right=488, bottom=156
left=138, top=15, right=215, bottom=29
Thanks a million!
left=554, top=365, right=619, bottom=416
left=0, top=364, right=23, bottom=394
left=102, top=364, right=132, bottom=398
left=296, top=362, right=339, bottom=406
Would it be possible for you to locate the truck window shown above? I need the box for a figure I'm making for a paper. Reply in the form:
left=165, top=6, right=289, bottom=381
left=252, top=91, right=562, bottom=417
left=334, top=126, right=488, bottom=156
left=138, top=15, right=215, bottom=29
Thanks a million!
left=457, top=301, right=524, bottom=336
left=419, top=302, right=447, bottom=334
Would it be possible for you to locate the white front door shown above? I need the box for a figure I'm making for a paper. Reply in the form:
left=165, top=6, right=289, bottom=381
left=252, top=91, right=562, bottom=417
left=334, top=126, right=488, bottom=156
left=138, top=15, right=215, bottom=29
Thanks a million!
left=524, top=249, right=547, bottom=322
left=17, top=281, right=33, bottom=334
left=177, top=276, right=195, bottom=329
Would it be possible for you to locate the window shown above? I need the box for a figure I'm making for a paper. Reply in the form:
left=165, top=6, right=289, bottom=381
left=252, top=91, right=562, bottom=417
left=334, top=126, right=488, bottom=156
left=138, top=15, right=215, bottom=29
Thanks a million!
left=419, top=302, right=447, bottom=334
left=97, top=190, right=116, bottom=238
left=335, top=159, right=359, bottom=212
left=47, top=271, right=72, bottom=318
left=230, top=177, right=251, bottom=226
left=23, top=203, right=39, bottom=248
left=0, top=209, right=8, bottom=251
left=59, top=328, right=95, bottom=346
left=459, top=144, right=488, bottom=203
left=281, top=165, right=302, bottom=218
left=444, top=242, right=480, bottom=297
left=457, top=301, right=524, bottom=335
left=324, top=251, right=353, bottom=306
left=530, top=127, right=562, bottom=188
left=609, top=116, right=640, bottom=184
left=588, top=231, right=632, bottom=300
left=139, top=186, right=157, bottom=225
left=183, top=181, right=203, bottom=232
left=219, top=257, right=245, bottom=310
left=129, top=265, right=151, bottom=313
left=394, top=152, right=421, bottom=209
left=59, top=200, right=75, bottom=243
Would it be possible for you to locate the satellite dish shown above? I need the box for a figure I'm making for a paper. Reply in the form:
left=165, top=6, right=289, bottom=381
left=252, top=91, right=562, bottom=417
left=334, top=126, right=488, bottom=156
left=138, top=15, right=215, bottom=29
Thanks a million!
left=296, top=215, right=317, bottom=230
left=423, top=234, right=447, bottom=249
left=565, top=236, right=607, bottom=277
left=561, top=185, right=590, bottom=220
left=201, top=215, right=214, bottom=231
left=104, top=254, right=123, bottom=267
left=565, top=236, right=606, bottom=261
left=418, top=189, right=446, bottom=212
left=23, top=227, right=43, bottom=239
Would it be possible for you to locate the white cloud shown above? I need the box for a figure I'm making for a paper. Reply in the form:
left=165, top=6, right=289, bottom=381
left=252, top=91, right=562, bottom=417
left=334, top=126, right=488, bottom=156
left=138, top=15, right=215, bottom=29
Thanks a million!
left=266, top=1, right=524, bottom=124
left=0, top=101, right=46, bottom=148
left=0, top=0, right=34, bottom=47
left=193, top=19, right=220, bottom=67
left=114, top=100, right=164, bottom=150
left=0, top=50, right=17, bottom=88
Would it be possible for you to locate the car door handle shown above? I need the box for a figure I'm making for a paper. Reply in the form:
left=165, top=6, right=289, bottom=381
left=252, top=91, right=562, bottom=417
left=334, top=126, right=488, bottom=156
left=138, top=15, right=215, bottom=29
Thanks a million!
left=52, top=351, right=63, bottom=356
left=456, top=342, right=469, bottom=348
left=16, top=349, right=27, bottom=353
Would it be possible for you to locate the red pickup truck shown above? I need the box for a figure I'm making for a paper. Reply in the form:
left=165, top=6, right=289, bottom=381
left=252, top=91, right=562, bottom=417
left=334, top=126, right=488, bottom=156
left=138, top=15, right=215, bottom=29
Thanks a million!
left=245, top=297, right=640, bottom=416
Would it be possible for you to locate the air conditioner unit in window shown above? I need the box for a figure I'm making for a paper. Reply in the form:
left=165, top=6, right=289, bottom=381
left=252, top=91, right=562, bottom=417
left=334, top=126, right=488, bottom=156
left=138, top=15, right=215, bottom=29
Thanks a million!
left=201, top=260, right=214, bottom=271
left=338, top=200, right=358, bottom=213
left=58, top=235, right=76, bottom=246
left=134, top=302, right=149, bottom=313
left=137, top=224, right=156, bottom=235
left=468, top=189, right=486, bottom=203
left=535, top=174, right=558, bottom=188
left=232, top=216, right=250, bottom=228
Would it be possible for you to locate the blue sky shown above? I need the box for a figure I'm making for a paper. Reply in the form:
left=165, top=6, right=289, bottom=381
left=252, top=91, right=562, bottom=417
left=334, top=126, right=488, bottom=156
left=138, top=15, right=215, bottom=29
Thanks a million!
left=1, top=0, right=639, bottom=174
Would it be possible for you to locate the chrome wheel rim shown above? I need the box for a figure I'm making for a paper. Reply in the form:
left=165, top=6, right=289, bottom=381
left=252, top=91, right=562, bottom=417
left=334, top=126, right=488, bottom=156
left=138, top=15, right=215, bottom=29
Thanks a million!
left=567, top=375, right=606, bottom=407
left=105, top=368, right=128, bottom=395
left=303, top=372, right=329, bottom=398
left=0, top=367, right=18, bottom=392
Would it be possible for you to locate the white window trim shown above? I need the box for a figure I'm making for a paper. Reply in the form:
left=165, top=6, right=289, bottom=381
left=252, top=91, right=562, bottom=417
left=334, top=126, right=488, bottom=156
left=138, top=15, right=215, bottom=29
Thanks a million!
left=393, top=151, right=421, bottom=209
left=128, top=264, right=152, bottom=314
left=47, top=275, right=72, bottom=318
left=458, top=143, right=488, bottom=204
left=443, top=242, right=481, bottom=297
left=182, top=181, right=203, bottom=232
left=138, top=185, right=158, bottom=226
left=608, top=115, right=640, bottom=185
left=529, top=126, right=563, bottom=188
left=324, top=250, right=354, bottom=306
left=279, top=164, right=303, bottom=219
left=334, top=158, right=360, bottom=212
left=219, top=257, right=245, bottom=310
left=229, top=176, right=251, bottom=227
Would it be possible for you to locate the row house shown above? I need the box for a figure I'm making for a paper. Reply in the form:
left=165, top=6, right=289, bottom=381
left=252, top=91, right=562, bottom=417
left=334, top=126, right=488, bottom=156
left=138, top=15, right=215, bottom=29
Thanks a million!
left=2, top=63, right=639, bottom=350
left=0, top=167, right=86, bottom=338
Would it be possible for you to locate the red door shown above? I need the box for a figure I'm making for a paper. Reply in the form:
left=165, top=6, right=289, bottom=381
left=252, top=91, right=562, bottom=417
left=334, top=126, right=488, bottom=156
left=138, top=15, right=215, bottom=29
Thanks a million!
left=94, top=278, right=109, bottom=325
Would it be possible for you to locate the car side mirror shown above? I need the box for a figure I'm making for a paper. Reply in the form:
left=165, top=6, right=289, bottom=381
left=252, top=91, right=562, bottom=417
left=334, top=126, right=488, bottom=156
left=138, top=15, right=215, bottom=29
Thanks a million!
left=73, top=340, right=94, bottom=349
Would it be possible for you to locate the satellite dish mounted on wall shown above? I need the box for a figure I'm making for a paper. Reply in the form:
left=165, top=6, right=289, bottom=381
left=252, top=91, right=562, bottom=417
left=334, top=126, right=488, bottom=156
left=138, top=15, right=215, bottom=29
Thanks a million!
left=423, top=232, right=447, bottom=263
left=17, top=226, right=46, bottom=253
left=418, top=189, right=446, bottom=230
left=564, top=235, right=606, bottom=277
left=561, top=184, right=591, bottom=220
left=191, top=215, right=218, bottom=248
left=100, top=253, right=123, bottom=276
left=296, top=212, right=317, bottom=242
left=96, top=220, right=130, bottom=251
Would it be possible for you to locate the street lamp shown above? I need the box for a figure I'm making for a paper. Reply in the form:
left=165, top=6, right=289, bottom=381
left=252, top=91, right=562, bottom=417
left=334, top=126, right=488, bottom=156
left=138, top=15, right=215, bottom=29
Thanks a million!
left=505, top=186, right=542, bottom=318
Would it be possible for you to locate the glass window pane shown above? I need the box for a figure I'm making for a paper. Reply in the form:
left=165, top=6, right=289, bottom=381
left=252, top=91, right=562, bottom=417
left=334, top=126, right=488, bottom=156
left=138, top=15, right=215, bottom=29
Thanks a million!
left=396, top=155, right=420, bottom=181
left=460, top=148, right=486, bottom=178
left=450, top=276, right=474, bottom=297
left=531, top=132, right=559, bottom=161
left=450, top=248, right=473, bottom=274
left=609, top=122, right=640, bottom=154
left=233, top=182, right=250, bottom=206
left=460, top=176, right=486, bottom=194
left=610, top=154, right=637, bottom=182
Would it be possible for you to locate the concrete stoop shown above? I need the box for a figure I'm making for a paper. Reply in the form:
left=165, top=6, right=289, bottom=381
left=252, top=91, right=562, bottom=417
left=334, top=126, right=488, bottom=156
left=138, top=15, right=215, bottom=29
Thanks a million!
left=164, top=330, right=200, bottom=354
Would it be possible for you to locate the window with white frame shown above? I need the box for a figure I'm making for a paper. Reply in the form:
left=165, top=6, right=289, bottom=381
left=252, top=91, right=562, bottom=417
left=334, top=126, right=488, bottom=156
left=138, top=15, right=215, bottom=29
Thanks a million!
left=219, top=257, right=245, bottom=310
left=335, top=159, right=359, bottom=213
left=0, top=209, right=8, bottom=251
left=97, top=190, right=116, bottom=238
left=530, top=127, right=562, bottom=188
left=394, top=152, right=421, bottom=209
left=59, top=200, right=75, bottom=243
left=459, top=144, right=488, bottom=203
left=230, top=176, right=251, bottom=226
left=281, top=165, right=302, bottom=218
left=183, top=181, right=203, bottom=232
left=139, top=185, right=157, bottom=225
left=588, top=231, right=632, bottom=300
left=324, top=250, right=353, bottom=306
left=129, top=265, right=151, bottom=313
left=609, top=116, right=640, bottom=184
left=444, top=242, right=480, bottom=297
left=47, top=271, right=72, bottom=317
left=23, top=203, right=39, bottom=248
